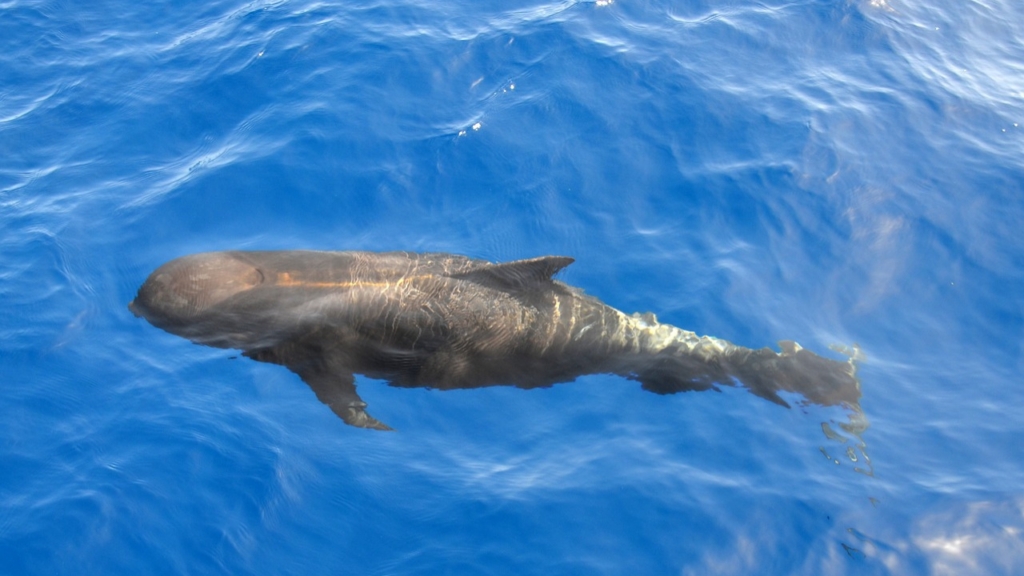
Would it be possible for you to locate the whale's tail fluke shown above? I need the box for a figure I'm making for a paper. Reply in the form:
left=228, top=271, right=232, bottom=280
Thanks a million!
left=622, top=315, right=861, bottom=409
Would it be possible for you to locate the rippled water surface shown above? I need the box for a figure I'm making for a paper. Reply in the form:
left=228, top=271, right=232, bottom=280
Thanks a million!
left=3, top=0, right=1023, bottom=574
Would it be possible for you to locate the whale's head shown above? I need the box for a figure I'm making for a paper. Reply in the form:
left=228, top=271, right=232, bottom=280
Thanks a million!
left=129, top=252, right=264, bottom=332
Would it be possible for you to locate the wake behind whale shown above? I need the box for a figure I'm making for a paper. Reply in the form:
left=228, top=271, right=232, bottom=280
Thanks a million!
left=129, top=250, right=861, bottom=431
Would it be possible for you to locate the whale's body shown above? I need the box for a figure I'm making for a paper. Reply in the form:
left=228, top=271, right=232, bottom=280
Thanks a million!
left=130, top=250, right=859, bottom=430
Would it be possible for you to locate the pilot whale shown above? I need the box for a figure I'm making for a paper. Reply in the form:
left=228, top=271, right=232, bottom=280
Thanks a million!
left=130, top=250, right=860, bottom=430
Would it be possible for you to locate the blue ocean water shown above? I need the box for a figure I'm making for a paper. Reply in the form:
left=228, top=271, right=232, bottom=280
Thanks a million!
left=3, top=0, right=1023, bottom=573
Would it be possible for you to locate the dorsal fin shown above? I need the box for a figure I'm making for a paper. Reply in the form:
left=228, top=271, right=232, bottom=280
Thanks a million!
left=451, top=256, right=575, bottom=290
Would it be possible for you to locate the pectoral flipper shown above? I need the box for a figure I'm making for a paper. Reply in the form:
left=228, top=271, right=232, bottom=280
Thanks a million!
left=244, top=347, right=393, bottom=430
left=298, top=368, right=393, bottom=431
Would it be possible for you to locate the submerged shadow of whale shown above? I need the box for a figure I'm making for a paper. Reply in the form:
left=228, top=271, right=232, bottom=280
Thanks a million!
left=130, top=250, right=861, bottom=431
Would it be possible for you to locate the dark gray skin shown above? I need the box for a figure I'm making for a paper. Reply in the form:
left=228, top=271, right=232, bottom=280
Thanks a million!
left=130, top=250, right=860, bottom=430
